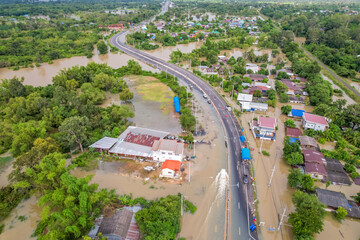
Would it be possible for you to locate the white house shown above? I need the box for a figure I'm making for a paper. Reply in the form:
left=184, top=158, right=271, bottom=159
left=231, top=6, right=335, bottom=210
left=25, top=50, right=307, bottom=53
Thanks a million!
left=245, top=63, right=260, bottom=73
left=249, top=102, right=268, bottom=111
left=302, top=113, right=329, bottom=132
left=151, top=139, right=184, bottom=162
left=250, top=116, right=276, bottom=140
left=160, top=160, right=181, bottom=178
left=237, top=93, right=253, bottom=110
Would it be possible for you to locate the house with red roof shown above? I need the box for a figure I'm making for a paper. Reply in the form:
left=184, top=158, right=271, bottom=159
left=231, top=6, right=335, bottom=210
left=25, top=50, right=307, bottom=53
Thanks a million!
left=305, top=162, right=327, bottom=180
left=160, top=160, right=182, bottom=178
left=302, top=113, right=329, bottom=132
left=250, top=116, right=276, bottom=141
left=286, top=127, right=302, bottom=138
left=302, top=149, right=326, bottom=164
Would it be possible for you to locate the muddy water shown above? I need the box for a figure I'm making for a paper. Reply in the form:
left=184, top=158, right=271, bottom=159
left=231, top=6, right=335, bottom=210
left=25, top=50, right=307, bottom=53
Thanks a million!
left=0, top=196, right=42, bottom=240
left=316, top=215, right=360, bottom=240
left=147, top=41, right=203, bottom=62
left=220, top=46, right=273, bottom=62
left=0, top=53, right=159, bottom=87
left=73, top=93, right=228, bottom=240
left=0, top=162, right=13, bottom=188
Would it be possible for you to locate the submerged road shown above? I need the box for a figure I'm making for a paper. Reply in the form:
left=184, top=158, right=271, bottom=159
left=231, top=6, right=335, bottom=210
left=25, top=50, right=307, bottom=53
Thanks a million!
left=110, top=32, right=257, bottom=239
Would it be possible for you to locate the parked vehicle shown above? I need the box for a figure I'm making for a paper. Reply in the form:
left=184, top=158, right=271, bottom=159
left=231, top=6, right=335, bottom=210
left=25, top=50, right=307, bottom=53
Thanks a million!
left=207, top=99, right=211, bottom=104
left=203, top=94, right=207, bottom=99
left=243, top=174, right=249, bottom=184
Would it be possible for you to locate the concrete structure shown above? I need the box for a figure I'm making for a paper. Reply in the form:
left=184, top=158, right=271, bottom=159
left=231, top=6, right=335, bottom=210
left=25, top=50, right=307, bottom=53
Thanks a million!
left=250, top=116, right=276, bottom=140
left=237, top=93, right=253, bottom=110
left=160, top=160, right=181, bottom=178
left=302, top=113, right=329, bottom=131
left=152, top=139, right=184, bottom=162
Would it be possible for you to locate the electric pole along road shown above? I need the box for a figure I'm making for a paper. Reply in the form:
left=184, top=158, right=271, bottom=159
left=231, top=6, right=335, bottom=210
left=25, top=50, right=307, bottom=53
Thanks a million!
left=110, top=11, right=257, bottom=240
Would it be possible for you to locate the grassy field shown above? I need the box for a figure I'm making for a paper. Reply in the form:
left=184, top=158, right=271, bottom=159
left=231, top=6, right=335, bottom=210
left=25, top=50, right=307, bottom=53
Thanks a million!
left=128, top=75, right=175, bottom=114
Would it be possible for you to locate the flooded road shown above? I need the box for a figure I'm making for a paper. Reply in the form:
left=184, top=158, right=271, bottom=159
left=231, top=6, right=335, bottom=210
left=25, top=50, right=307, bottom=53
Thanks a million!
left=73, top=92, right=228, bottom=240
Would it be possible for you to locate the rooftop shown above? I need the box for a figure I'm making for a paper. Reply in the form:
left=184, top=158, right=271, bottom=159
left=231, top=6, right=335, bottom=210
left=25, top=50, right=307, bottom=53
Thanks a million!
left=258, top=117, right=276, bottom=129
left=303, top=149, right=325, bottom=164
left=299, top=136, right=318, bottom=148
left=347, top=200, right=360, bottom=219
left=327, top=169, right=351, bottom=185
left=237, top=93, right=253, bottom=102
left=316, top=188, right=349, bottom=210
left=89, top=137, right=118, bottom=150
left=286, top=127, right=302, bottom=137
left=290, top=109, right=305, bottom=117
left=303, top=113, right=329, bottom=126
left=152, top=139, right=184, bottom=155
left=161, top=160, right=181, bottom=171
left=305, top=162, right=327, bottom=175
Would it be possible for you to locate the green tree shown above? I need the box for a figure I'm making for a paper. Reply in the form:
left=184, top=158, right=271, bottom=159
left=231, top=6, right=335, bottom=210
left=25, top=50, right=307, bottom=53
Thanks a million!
left=127, top=60, right=142, bottom=74
left=119, top=88, right=134, bottom=102
left=59, top=116, right=89, bottom=152
left=281, top=105, right=292, bottom=115
left=288, top=169, right=303, bottom=188
left=301, top=174, right=314, bottom=191
left=97, top=41, right=108, bottom=55
left=289, top=191, right=327, bottom=239
left=334, top=207, right=347, bottom=222
left=285, top=152, right=304, bottom=165
left=179, top=108, right=196, bottom=131
left=253, top=90, right=262, bottom=98
left=284, top=119, right=296, bottom=128
left=279, top=93, right=289, bottom=103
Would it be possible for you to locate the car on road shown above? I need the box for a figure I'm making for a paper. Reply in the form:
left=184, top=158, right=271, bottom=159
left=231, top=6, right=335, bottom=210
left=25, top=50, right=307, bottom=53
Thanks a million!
left=203, top=94, right=207, bottom=99
left=207, top=99, right=211, bottom=104
left=226, top=105, right=231, bottom=111
left=243, top=174, right=249, bottom=184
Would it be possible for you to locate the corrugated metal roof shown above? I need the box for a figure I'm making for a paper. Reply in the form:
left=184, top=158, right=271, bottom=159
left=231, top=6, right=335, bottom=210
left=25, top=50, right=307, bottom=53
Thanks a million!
left=89, top=137, right=118, bottom=150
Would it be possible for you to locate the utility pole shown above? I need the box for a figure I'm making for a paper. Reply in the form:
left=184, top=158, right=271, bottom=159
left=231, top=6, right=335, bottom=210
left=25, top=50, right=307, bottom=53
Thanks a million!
left=268, top=165, right=275, bottom=187
left=259, top=131, right=265, bottom=153
left=231, top=84, right=234, bottom=100
left=277, top=208, right=286, bottom=231
left=189, top=161, right=191, bottom=183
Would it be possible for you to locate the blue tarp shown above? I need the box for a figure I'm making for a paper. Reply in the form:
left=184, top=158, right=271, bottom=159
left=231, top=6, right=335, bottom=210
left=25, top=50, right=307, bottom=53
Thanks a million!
left=240, top=135, right=246, bottom=142
left=289, top=137, right=299, bottom=143
left=242, top=148, right=251, bottom=160
left=174, top=97, right=181, bottom=113
left=291, top=109, right=305, bottom=117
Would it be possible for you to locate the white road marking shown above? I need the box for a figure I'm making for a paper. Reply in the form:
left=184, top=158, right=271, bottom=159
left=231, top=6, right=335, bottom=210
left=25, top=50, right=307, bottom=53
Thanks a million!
left=239, top=226, right=241, bottom=235
left=238, top=202, right=240, bottom=209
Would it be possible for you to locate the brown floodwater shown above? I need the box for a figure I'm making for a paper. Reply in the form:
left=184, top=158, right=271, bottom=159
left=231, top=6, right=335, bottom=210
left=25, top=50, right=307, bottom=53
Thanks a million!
left=72, top=94, right=229, bottom=240
left=0, top=196, right=42, bottom=240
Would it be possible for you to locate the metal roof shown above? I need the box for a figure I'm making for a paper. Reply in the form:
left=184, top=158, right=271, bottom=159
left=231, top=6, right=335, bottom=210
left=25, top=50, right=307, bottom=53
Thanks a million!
left=316, top=188, right=349, bottom=210
left=89, top=137, right=118, bottom=150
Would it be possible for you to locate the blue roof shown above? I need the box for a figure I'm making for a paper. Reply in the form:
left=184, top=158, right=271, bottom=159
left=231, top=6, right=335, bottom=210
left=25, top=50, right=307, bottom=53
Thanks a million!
left=291, top=109, right=305, bottom=117
left=240, top=135, right=246, bottom=142
left=289, top=137, right=299, bottom=143
left=174, top=97, right=181, bottom=113
left=242, top=148, right=251, bottom=160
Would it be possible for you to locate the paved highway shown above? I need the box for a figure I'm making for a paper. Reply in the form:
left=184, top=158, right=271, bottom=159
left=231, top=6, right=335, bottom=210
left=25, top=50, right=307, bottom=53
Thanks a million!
left=110, top=3, right=257, bottom=239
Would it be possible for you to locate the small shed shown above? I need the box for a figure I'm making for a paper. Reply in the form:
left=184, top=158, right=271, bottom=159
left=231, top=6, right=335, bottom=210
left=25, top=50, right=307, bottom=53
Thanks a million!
left=242, top=148, right=251, bottom=160
left=315, top=188, right=349, bottom=211
left=299, top=136, right=319, bottom=150
left=89, top=137, right=118, bottom=152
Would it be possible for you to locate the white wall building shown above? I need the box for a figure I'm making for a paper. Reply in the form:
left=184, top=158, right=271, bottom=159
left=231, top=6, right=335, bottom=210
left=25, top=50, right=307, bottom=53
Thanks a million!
left=152, top=139, right=184, bottom=162
left=237, top=93, right=253, bottom=110
left=302, top=113, right=329, bottom=132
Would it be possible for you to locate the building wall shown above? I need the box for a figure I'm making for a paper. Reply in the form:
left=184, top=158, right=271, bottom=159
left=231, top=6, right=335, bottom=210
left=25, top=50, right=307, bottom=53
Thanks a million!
left=239, top=101, right=251, bottom=110
left=160, top=168, right=175, bottom=178
left=152, top=150, right=182, bottom=162
left=302, top=120, right=326, bottom=132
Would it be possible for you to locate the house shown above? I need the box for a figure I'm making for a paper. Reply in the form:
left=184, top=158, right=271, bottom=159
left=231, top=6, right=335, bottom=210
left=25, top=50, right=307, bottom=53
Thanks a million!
left=250, top=116, right=276, bottom=140
left=253, top=97, right=268, bottom=103
left=160, top=160, right=181, bottom=178
left=315, top=188, right=349, bottom=211
left=302, top=149, right=326, bottom=164
left=249, top=102, right=268, bottom=111
left=305, top=162, right=327, bottom=180
left=237, top=93, right=253, bottom=110
left=289, top=96, right=304, bottom=104
left=325, top=158, right=351, bottom=185
left=89, top=206, right=141, bottom=240
left=299, top=136, right=318, bottom=150
left=245, top=63, right=260, bottom=73
left=151, top=139, right=184, bottom=162
left=276, top=69, right=294, bottom=78
left=282, top=80, right=302, bottom=95
left=244, top=74, right=267, bottom=81
left=90, top=126, right=169, bottom=160
left=253, top=82, right=270, bottom=89
left=288, top=109, right=305, bottom=118
left=302, top=113, right=329, bottom=131
left=286, top=127, right=302, bottom=138
left=244, top=86, right=268, bottom=94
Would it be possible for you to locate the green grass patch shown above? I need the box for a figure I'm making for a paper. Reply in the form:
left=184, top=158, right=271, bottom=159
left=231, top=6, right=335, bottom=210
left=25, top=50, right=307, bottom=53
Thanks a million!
left=262, top=150, right=270, bottom=156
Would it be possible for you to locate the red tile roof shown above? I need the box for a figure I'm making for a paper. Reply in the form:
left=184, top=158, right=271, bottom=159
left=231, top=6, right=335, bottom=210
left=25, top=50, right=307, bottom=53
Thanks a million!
left=124, top=132, right=160, bottom=147
left=286, top=127, right=302, bottom=137
left=258, top=117, right=276, bottom=129
left=303, top=113, right=328, bottom=126
left=305, top=162, right=327, bottom=175
left=161, top=160, right=181, bottom=171
left=303, top=149, right=326, bottom=164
